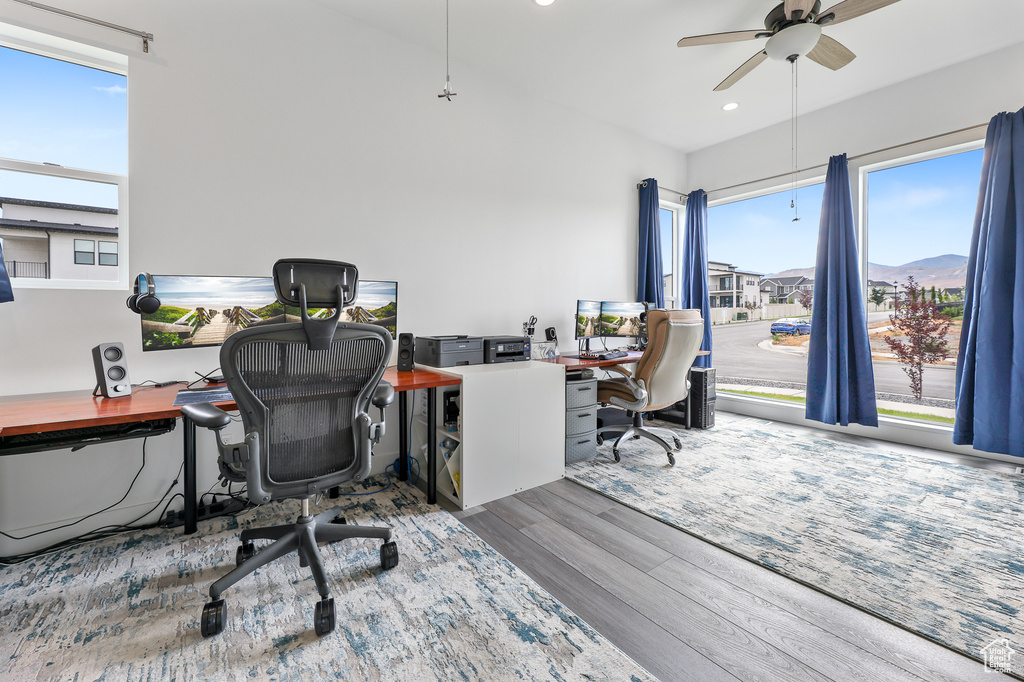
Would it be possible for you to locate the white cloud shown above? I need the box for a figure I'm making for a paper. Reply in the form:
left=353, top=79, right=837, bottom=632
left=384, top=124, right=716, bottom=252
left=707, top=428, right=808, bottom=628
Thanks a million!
left=93, top=85, right=127, bottom=96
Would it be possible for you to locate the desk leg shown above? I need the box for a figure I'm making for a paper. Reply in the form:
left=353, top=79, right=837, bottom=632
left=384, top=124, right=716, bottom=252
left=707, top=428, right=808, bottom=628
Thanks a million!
left=398, top=391, right=409, bottom=482
left=427, top=387, right=436, bottom=505
left=183, top=415, right=198, bottom=535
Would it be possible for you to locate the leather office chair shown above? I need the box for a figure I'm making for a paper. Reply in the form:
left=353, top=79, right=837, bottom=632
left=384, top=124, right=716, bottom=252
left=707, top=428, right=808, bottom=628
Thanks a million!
left=596, top=308, right=704, bottom=466
left=181, top=259, right=398, bottom=638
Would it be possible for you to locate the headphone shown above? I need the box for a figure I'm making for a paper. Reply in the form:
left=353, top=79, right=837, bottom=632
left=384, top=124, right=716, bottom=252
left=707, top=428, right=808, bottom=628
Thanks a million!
left=126, top=272, right=161, bottom=314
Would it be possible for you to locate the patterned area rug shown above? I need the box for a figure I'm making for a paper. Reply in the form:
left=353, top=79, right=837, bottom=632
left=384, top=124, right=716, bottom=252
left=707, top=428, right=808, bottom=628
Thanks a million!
left=567, top=413, right=1024, bottom=674
left=0, top=481, right=655, bottom=681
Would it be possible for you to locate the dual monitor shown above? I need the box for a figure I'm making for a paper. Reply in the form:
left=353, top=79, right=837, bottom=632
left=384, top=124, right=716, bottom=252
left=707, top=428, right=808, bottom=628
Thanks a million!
left=575, top=299, right=648, bottom=340
left=140, top=275, right=397, bottom=352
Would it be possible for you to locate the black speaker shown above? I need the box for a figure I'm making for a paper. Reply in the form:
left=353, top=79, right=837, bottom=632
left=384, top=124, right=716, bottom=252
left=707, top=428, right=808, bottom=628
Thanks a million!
left=397, top=333, right=415, bottom=371
left=92, top=342, right=132, bottom=398
left=545, top=326, right=557, bottom=342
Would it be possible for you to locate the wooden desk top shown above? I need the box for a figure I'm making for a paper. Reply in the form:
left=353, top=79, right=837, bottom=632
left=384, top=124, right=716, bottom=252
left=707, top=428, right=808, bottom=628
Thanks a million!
left=0, top=366, right=461, bottom=437
left=542, top=349, right=710, bottom=371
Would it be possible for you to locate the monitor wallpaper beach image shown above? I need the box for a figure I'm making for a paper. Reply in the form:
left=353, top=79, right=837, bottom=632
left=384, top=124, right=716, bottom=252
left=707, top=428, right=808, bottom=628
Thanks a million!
left=600, top=302, right=645, bottom=337
left=141, top=276, right=397, bottom=351
left=576, top=300, right=601, bottom=338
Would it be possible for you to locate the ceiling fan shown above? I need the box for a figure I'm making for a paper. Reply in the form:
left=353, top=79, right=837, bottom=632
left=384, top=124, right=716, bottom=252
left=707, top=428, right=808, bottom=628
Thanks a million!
left=677, top=0, right=901, bottom=91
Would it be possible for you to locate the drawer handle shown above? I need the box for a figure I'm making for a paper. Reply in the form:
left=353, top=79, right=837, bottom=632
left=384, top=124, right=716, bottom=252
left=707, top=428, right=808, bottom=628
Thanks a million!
left=576, top=439, right=590, bottom=445
left=576, top=412, right=592, bottom=418
left=577, top=387, right=592, bottom=391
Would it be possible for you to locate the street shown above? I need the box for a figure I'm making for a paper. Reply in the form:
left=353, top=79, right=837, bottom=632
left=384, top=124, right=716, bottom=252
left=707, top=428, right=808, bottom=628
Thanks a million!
left=710, top=313, right=956, bottom=401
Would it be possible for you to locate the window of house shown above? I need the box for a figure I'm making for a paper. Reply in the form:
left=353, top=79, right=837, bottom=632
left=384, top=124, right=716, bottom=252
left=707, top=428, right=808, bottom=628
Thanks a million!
left=658, top=206, right=677, bottom=308
left=98, top=240, right=118, bottom=266
left=863, top=146, right=983, bottom=424
left=0, top=36, right=127, bottom=289
left=73, top=239, right=95, bottom=265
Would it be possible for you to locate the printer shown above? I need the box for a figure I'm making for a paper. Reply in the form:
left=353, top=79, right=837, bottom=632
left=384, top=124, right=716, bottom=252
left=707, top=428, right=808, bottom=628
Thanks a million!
left=482, top=336, right=531, bottom=363
left=414, top=336, right=484, bottom=368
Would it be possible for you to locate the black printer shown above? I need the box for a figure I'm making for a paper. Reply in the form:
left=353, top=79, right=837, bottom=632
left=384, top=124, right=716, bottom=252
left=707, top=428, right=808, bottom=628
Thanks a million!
left=414, top=336, right=484, bottom=367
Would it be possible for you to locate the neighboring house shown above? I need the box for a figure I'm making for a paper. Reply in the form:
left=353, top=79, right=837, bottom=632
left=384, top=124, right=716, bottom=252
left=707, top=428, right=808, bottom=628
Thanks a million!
left=708, top=261, right=764, bottom=308
left=0, top=197, right=119, bottom=282
left=867, top=279, right=896, bottom=303
left=943, top=287, right=964, bottom=300
left=761, top=275, right=814, bottom=303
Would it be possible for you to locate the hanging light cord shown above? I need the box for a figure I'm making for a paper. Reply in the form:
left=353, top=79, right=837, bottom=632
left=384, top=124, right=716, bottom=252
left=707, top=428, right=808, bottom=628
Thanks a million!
left=438, top=0, right=456, bottom=100
left=790, top=56, right=800, bottom=221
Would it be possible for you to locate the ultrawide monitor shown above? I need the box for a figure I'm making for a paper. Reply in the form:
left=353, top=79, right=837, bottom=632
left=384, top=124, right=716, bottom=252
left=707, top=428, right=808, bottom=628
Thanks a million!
left=575, top=299, right=601, bottom=339
left=600, top=301, right=647, bottom=337
left=141, top=275, right=398, bottom=351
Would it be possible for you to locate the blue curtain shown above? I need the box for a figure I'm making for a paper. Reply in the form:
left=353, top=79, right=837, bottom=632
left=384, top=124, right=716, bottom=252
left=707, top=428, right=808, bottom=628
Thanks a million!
left=637, top=179, right=665, bottom=308
left=0, top=239, right=12, bottom=304
left=681, top=190, right=712, bottom=368
left=805, top=154, right=877, bottom=426
left=954, top=107, right=1024, bottom=456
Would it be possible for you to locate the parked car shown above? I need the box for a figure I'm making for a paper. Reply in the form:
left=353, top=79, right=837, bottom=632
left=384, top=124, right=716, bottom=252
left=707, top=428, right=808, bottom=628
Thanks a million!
left=771, top=319, right=811, bottom=335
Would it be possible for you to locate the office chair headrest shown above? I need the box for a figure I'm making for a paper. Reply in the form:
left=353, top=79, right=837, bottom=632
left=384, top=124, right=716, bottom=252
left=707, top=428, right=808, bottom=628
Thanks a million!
left=272, top=259, right=360, bottom=350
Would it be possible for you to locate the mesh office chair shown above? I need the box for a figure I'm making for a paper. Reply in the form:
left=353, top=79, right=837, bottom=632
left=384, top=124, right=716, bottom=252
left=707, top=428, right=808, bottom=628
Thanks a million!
left=596, top=308, right=704, bottom=465
left=181, top=259, right=398, bottom=638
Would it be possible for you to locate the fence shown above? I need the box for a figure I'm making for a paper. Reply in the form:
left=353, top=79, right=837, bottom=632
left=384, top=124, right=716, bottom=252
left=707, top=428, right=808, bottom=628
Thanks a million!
left=708, top=303, right=807, bottom=324
left=4, top=260, right=48, bottom=279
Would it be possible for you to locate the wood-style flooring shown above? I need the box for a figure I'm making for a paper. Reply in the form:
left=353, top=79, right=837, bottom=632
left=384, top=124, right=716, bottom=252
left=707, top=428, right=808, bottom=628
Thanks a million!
left=454, top=477, right=1006, bottom=682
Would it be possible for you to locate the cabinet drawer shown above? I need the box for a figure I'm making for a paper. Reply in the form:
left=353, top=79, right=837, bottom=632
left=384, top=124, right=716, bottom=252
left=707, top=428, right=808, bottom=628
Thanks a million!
left=565, top=378, right=598, bottom=409
left=565, top=405, right=598, bottom=436
left=565, top=429, right=598, bottom=464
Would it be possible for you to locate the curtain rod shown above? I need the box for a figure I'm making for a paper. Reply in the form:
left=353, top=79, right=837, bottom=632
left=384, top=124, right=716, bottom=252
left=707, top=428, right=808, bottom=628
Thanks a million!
left=637, top=180, right=688, bottom=203
left=697, top=122, right=989, bottom=197
left=9, top=0, right=154, bottom=52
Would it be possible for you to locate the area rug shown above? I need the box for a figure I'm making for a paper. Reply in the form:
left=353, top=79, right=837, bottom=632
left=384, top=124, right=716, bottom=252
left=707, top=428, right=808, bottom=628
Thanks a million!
left=567, top=413, right=1024, bottom=675
left=0, top=480, right=655, bottom=681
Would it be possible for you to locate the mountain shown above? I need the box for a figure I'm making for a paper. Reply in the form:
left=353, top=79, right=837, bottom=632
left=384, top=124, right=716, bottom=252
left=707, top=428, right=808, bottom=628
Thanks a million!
left=765, top=254, right=969, bottom=290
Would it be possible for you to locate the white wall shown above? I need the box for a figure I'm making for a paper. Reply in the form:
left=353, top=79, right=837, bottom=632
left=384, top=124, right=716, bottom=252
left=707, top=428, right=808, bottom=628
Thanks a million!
left=0, top=0, right=686, bottom=552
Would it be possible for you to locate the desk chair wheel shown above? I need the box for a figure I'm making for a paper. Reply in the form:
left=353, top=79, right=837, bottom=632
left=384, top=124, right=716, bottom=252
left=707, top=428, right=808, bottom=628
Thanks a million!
left=380, top=541, right=399, bottom=570
left=673, top=436, right=682, bottom=450
left=595, top=434, right=604, bottom=446
left=612, top=448, right=621, bottom=463
left=235, top=541, right=256, bottom=567
left=201, top=599, right=226, bottom=637
left=329, top=516, right=348, bottom=525
left=667, top=452, right=676, bottom=467
left=314, top=597, right=335, bottom=636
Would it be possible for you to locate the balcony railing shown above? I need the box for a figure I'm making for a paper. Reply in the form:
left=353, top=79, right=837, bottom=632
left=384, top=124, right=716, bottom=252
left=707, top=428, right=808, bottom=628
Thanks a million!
left=4, top=260, right=49, bottom=279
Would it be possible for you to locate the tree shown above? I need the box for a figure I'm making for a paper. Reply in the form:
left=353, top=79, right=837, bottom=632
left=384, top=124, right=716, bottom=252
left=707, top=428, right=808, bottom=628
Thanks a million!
left=884, top=276, right=951, bottom=400
left=869, top=287, right=887, bottom=308
left=798, top=289, right=813, bottom=313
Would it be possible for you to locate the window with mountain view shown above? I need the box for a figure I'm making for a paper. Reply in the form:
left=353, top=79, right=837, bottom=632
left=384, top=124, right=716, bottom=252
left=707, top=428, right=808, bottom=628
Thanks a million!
left=865, top=147, right=982, bottom=424
left=705, top=183, right=823, bottom=403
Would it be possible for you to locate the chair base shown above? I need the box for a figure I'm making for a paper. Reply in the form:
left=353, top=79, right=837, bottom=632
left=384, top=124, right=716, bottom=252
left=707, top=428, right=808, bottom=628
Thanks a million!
left=201, top=502, right=396, bottom=637
left=597, top=411, right=682, bottom=466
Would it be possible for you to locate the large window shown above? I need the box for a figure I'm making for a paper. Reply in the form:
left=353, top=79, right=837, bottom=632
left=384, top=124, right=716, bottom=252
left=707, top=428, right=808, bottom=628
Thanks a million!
left=0, top=37, right=127, bottom=288
left=658, top=206, right=676, bottom=308
left=864, top=147, right=983, bottom=422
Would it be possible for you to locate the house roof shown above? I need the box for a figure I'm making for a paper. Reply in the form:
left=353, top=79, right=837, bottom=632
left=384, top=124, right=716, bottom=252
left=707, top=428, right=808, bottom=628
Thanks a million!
left=0, top=217, right=118, bottom=237
left=0, top=197, right=118, bottom=215
left=763, top=276, right=807, bottom=286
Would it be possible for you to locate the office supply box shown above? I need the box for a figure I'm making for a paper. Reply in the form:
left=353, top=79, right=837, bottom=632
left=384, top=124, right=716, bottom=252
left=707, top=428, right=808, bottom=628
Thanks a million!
left=414, top=336, right=484, bottom=368
left=482, top=336, right=531, bottom=364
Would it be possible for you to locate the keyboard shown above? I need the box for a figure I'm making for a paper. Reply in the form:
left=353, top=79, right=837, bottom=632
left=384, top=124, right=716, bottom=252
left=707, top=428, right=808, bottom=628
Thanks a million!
left=580, top=349, right=629, bottom=361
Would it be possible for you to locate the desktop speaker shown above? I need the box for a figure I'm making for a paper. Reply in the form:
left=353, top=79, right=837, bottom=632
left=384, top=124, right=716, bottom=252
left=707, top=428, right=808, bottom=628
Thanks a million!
left=397, top=333, right=415, bottom=371
left=92, top=342, right=132, bottom=398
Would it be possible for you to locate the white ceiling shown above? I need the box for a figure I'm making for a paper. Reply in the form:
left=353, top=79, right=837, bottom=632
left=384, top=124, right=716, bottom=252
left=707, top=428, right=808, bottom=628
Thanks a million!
left=318, top=0, right=1024, bottom=154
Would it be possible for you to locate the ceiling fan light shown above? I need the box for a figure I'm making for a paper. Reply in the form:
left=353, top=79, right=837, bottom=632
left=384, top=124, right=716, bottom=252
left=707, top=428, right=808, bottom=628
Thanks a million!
left=722, top=102, right=739, bottom=111
left=765, top=23, right=822, bottom=61
left=533, top=0, right=555, bottom=6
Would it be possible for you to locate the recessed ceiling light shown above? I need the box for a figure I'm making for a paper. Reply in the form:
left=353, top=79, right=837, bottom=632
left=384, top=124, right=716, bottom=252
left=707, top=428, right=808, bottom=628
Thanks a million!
left=534, top=0, right=555, bottom=6
left=722, top=102, right=739, bottom=111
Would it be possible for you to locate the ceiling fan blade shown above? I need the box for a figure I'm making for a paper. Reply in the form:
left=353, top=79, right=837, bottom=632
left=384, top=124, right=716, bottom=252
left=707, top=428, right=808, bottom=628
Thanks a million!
left=806, top=34, right=856, bottom=70
left=677, top=30, right=765, bottom=48
left=818, top=0, right=900, bottom=26
left=714, top=50, right=768, bottom=91
left=784, top=0, right=817, bottom=20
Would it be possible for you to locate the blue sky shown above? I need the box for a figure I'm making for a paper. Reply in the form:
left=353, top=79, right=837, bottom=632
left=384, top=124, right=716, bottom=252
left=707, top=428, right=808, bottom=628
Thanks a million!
left=0, top=45, right=126, bottom=208
left=698, top=148, right=983, bottom=275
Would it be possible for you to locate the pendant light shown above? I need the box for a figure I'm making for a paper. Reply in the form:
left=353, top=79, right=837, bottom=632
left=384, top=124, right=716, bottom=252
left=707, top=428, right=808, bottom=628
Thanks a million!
left=438, top=0, right=457, bottom=101
left=789, top=55, right=800, bottom=222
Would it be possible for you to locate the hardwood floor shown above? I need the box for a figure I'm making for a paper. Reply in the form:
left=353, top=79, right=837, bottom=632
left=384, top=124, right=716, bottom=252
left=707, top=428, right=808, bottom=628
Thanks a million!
left=455, top=477, right=1004, bottom=682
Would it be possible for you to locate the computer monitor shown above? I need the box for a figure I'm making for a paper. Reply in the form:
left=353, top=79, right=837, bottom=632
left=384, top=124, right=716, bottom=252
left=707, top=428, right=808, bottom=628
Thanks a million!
left=140, top=275, right=398, bottom=351
left=600, top=301, right=647, bottom=337
left=575, top=299, right=601, bottom=339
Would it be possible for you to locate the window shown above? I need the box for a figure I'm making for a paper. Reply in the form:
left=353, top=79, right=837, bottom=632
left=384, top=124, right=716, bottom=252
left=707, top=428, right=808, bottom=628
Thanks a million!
left=98, top=240, right=117, bottom=266
left=658, top=206, right=677, bottom=308
left=863, top=146, right=982, bottom=422
left=0, top=36, right=127, bottom=289
left=74, top=239, right=95, bottom=265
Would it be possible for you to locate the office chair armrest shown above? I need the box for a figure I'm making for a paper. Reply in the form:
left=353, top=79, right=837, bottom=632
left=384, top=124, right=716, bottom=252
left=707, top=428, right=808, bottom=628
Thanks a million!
left=180, top=402, right=232, bottom=430
left=603, top=365, right=634, bottom=379
left=607, top=376, right=648, bottom=411
left=373, top=381, right=395, bottom=408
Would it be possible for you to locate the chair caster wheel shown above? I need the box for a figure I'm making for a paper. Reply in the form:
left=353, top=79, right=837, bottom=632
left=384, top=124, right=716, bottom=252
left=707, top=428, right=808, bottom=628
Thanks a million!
left=667, top=453, right=676, bottom=466
left=380, top=541, right=399, bottom=570
left=673, top=437, right=682, bottom=450
left=329, top=515, right=348, bottom=524
left=235, top=541, right=255, bottom=566
left=314, top=597, right=335, bottom=636
left=201, top=599, right=226, bottom=637
left=595, top=434, right=604, bottom=446
left=612, top=448, right=621, bottom=463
